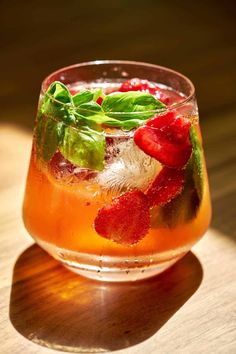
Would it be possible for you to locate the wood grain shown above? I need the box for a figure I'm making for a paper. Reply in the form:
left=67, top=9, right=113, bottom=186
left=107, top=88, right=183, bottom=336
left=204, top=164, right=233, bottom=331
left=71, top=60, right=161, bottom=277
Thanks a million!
left=1, top=0, right=236, bottom=353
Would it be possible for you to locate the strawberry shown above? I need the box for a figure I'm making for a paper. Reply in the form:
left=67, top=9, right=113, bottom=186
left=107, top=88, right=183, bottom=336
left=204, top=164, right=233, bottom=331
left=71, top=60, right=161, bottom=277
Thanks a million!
left=167, top=115, right=191, bottom=144
left=147, top=111, right=191, bottom=145
left=96, top=96, right=103, bottom=105
left=134, top=112, right=192, bottom=168
left=146, top=167, right=185, bottom=206
left=94, top=190, right=150, bottom=245
left=146, top=111, right=177, bottom=129
left=119, top=78, right=169, bottom=104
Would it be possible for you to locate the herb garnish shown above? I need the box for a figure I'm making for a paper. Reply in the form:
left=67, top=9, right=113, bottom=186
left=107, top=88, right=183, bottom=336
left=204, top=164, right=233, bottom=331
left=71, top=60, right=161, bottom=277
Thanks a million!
left=35, top=81, right=166, bottom=170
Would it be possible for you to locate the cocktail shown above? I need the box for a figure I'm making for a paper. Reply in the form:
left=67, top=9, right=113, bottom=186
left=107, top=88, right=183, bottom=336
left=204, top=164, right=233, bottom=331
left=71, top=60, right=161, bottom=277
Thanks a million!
left=23, top=60, right=211, bottom=281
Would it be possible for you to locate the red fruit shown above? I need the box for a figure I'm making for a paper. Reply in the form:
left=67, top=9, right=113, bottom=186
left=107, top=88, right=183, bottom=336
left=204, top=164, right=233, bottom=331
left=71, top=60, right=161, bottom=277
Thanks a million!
left=146, top=167, right=185, bottom=206
left=146, top=111, right=177, bottom=129
left=134, top=125, right=192, bottom=168
left=96, top=96, right=103, bottom=105
left=134, top=112, right=192, bottom=168
left=148, top=111, right=191, bottom=143
left=119, top=78, right=155, bottom=92
left=94, top=190, right=151, bottom=245
left=119, top=78, right=169, bottom=104
left=167, top=116, right=191, bottom=144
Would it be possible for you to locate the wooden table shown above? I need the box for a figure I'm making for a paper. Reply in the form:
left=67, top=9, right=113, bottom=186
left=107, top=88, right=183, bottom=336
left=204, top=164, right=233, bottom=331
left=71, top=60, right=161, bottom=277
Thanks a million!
left=1, top=110, right=236, bottom=354
left=1, top=1, right=236, bottom=353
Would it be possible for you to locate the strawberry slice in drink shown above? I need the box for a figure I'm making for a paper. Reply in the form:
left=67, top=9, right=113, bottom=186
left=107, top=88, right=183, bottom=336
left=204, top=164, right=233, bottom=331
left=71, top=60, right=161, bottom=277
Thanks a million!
left=146, top=167, right=185, bottom=206
left=146, top=111, right=177, bottom=129
left=134, top=111, right=192, bottom=169
left=147, top=111, right=191, bottom=144
left=119, top=78, right=169, bottom=105
left=94, top=190, right=151, bottom=245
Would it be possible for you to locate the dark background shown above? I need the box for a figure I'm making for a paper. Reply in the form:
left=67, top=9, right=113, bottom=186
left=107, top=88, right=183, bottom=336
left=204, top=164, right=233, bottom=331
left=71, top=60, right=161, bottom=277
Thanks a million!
left=1, top=0, right=236, bottom=237
left=1, top=0, right=236, bottom=128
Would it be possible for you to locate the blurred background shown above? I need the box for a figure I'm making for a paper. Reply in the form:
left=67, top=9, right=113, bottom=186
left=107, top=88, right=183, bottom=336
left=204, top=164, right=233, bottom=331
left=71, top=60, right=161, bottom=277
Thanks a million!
left=1, top=0, right=236, bottom=237
left=1, top=0, right=236, bottom=128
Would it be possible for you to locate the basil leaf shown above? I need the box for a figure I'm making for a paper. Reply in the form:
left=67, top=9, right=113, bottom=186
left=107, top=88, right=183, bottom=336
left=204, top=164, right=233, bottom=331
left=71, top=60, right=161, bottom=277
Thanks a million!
left=35, top=112, right=44, bottom=156
left=41, top=82, right=76, bottom=125
left=189, top=126, right=204, bottom=200
left=59, top=125, right=105, bottom=171
left=93, top=88, right=104, bottom=101
left=36, top=81, right=168, bottom=167
left=43, top=119, right=64, bottom=161
left=102, top=91, right=166, bottom=120
left=76, top=101, right=103, bottom=116
left=76, top=113, right=121, bottom=126
left=35, top=114, right=64, bottom=162
left=46, top=81, right=72, bottom=104
left=72, top=90, right=94, bottom=106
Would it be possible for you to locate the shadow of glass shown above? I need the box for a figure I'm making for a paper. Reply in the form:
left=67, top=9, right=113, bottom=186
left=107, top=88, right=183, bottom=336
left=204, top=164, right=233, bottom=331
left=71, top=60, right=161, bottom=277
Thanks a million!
left=10, top=244, right=203, bottom=353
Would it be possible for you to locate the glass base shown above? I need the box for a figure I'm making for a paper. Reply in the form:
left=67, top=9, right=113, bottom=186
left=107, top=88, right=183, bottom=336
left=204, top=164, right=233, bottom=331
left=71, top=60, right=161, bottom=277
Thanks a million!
left=63, top=258, right=183, bottom=282
left=36, top=239, right=192, bottom=282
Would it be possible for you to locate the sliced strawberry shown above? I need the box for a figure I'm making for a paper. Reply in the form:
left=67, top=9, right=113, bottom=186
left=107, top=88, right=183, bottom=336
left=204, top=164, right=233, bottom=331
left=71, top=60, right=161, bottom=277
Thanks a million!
left=94, top=190, right=150, bottom=245
left=134, top=111, right=192, bottom=168
left=119, top=78, right=169, bottom=104
left=149, top=111, right=191, bottom=144
left=134, top=124, right=192, bottom=168
left=146, top=111, right=177, bottom=129
left=167, top=116, right=191, bottom=144
left=146, top=167, right=185, bottom=206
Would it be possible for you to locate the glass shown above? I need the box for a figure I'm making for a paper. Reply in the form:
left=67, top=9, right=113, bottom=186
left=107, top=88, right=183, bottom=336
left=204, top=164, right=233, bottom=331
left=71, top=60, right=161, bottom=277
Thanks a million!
left=23, top=60, right=211, bottom=281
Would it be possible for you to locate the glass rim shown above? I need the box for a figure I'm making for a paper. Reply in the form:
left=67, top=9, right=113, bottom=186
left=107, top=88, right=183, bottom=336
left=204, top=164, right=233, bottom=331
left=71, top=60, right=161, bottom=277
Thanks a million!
left=41, top=60, right=195, bottom=116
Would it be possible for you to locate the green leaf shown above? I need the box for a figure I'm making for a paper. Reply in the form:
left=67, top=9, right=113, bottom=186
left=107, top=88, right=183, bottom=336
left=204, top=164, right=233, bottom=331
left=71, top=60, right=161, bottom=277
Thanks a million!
left=93, top=88, right=104, bottom=102
left=189, top=126, right=204, bottom=200
left=72, top=90, right=94, bottom=106
left=76, top=101, right=103, bottom=116
left=35, top=112, right=44, bottom=154
left=59, top=125, right=105, bottom=171
left=46, top=81, right=72, bottom=104
left=43, top=119, right=64, bottom=161
left=102, top=91, right=166, bottom=120
left=35, top=114, right=64, bottom=162
left=150, top=126, right=204, bottom=228
left=36, top=81, right=168, bottom=167
left=41, top=81, right=76, bottom=125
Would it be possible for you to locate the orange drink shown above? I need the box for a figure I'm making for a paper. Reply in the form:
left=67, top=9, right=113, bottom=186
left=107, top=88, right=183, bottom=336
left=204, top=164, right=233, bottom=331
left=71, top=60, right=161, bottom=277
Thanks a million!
left=23, top=61, right=211, bottom=281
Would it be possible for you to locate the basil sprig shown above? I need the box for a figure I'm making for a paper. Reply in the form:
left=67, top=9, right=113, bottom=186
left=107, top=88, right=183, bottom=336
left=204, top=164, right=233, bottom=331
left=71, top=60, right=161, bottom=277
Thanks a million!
left=35, top=81, right=166, bottom=170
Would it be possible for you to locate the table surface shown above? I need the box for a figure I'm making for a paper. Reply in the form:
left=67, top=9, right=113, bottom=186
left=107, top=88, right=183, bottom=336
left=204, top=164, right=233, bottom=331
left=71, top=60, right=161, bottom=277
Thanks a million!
left=1, top=1, right=236, bottom=353
left=1, top=110, right=236, bottom=354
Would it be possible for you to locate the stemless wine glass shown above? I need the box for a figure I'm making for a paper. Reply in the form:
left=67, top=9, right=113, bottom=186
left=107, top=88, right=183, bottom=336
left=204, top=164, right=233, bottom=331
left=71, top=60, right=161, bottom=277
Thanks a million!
left=23, top=60, right=211, bottom=281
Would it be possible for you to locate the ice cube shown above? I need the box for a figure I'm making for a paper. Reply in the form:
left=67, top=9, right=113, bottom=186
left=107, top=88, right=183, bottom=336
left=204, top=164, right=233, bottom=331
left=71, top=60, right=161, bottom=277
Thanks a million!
left=49, top=151, right=97, bottom=183
left=96, top=139, right=161, bottom=193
